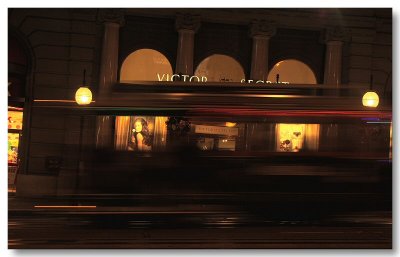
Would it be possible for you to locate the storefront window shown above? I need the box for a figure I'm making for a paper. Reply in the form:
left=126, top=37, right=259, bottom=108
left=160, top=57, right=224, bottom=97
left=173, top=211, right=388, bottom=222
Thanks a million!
left=115, top=116, right=168, bottom=151
left=8, top=132, right=20, bottom=164
left=8, top=109, right=23, bottom=130
left=113, top=115, right=393, bottom=156
left=276, top=124, right=320, bottom=152
left=267, top=59, right=317, bottom=84
left=193, top=123, right=239, bottom=151
left=9, top=33, right=29, bottom=193
left=8, top=107, right=23, bottom=192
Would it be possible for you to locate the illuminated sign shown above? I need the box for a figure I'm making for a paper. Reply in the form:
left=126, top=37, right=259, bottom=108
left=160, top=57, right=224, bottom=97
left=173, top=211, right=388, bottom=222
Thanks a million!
left=157, top=73, right=290, bottom=84
left=241, top=79, right=290, bottom=84
left=157, top=73, right=207, bottom=82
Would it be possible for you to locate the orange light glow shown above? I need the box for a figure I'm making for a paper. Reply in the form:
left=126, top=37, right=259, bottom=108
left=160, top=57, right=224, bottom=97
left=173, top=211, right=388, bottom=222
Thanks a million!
left=34, top=99, right=96, bottom=103
left=34, top=205, right=97, bottom=208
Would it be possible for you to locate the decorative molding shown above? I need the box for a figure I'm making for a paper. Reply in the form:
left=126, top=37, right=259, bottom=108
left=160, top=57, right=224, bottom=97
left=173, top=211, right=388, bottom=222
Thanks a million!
left=175, top=13, right=201, bottom=32
left=98, top=8, right=125, bottom=26
left=249, top=20, right=276, bottom=38
left=325, top=26, right=350, bottom=42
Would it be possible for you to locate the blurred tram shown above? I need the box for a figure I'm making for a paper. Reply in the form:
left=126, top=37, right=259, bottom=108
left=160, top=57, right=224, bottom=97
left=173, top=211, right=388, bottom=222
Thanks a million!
left=73, top=82, right=392, bottom=224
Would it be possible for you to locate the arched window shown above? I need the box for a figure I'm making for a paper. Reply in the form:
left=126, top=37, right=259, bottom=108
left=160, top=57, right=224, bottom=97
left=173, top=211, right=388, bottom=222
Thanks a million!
left=194, top=54, right=245, bottom=82
left=120, top=49, right=173, bottom=82
left=267, top=59, right=317, bottom=84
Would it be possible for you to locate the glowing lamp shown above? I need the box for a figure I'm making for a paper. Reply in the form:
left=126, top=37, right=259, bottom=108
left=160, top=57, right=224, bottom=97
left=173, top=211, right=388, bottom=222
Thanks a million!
left=225, top=122, right=237, bottom=127
left=362, top=91, right=379, bottom=108
left=75, top=87, right=92, bottom=105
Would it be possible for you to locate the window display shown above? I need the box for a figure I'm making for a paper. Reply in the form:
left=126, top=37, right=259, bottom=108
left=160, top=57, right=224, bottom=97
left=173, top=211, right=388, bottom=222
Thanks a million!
left=8, top=107, right=23, bottom=192
left=276, top=124, right=320, bottom=152
left=8, top=133, right=20, bottom=164
left=8, top=109, right=23, bottom=130
left=115, top=116, right=168, bottom=151
left=8, top=108, right=23, bottom=164
left=128, top=117, right=154, bottom=151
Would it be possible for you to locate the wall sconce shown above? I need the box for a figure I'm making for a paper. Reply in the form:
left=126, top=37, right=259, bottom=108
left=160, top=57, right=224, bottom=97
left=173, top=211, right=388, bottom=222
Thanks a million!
left=362, top=75, right=379, bottom=108
left=75, top=69, right=92, bottom=105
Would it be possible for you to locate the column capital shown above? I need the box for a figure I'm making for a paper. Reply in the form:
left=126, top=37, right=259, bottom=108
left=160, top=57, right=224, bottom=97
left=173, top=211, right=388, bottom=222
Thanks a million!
left=98, top=8, right=125, bottom=26
left=175, top=13, right=201, bottom=33
left=324, top=26, right=350, bottom=43
left=249, top=20, right=276, bottom=38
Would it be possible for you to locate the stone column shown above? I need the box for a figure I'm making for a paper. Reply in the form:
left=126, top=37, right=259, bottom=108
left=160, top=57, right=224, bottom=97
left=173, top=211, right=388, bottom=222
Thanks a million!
left=323, top=27, right=346, bottom=86
left=175, top=13, right=200, bottom=76
left=249, top=20, right=276, bottom=81
left=322, top=27, right=347, bottom=152
left=96, top=9, right=124, bottom=148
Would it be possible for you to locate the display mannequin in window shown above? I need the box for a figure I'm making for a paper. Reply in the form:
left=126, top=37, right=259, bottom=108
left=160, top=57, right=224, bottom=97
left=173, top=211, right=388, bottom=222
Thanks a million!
left=129, top=118, right=152, bottom=151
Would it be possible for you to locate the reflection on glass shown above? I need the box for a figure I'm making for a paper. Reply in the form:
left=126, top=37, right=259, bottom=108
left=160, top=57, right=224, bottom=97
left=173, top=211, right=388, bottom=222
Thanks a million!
left=217, top=138, right=236, bottom=151
left=193, top=123, right=239, bottom=151
left=197, top=137, right=214, bottom=151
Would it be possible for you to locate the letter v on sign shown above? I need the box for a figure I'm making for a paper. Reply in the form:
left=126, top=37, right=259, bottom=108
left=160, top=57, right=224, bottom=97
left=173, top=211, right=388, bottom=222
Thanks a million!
left=157, top=73, right=166, bottom=81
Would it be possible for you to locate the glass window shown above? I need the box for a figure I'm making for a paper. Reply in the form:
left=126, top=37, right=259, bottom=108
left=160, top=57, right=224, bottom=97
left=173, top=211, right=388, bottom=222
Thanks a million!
left=267, top=59, right=317, bottom=84
left=115, top=116, right=168, bottom=151
left=195, top=54, right=245, bottom=82
left=8, top=132, right=20, bottom=164
left=120, top=49, right=173, bottom=82
left=276, top=124, right=320, bottom=152
left=113, top=114, right=390, bottom=157
left=8, top=110, right=23, bottom=130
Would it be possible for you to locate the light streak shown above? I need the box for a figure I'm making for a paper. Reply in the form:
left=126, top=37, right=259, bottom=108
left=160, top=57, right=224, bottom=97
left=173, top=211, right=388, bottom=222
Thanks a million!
left=34, top=205, right=97, bottom=208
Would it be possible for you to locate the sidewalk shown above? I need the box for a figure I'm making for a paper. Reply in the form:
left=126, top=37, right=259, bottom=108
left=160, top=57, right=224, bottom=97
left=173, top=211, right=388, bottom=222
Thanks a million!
left=8, top=194, right=239, bottom=214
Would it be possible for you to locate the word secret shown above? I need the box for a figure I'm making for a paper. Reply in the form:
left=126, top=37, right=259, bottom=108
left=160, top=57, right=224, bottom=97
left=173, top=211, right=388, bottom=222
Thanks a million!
left=240, top=79, right=290, bottom=84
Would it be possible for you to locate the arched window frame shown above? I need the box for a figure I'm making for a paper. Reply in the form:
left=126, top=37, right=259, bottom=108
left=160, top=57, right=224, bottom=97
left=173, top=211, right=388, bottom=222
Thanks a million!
left=194, top=54, right=246, bottom=83
left=119, top=48, right=174, bottom=83
left=267, top=58, right=318, bottom=84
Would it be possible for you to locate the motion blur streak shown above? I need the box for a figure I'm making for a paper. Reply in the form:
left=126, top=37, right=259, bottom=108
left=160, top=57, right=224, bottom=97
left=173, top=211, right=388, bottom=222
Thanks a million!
left=34, top=206, right=97, bottom=208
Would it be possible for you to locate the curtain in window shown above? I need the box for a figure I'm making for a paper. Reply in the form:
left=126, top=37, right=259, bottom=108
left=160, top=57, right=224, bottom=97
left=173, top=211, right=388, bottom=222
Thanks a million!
left=114, top=116, right=130, bottom=150
left=304, top=124, right=320, bottom=151
left=153, top=117, right=168, bottom=151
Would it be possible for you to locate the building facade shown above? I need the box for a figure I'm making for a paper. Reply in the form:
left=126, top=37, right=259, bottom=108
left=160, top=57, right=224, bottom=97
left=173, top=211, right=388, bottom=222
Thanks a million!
left=8, top=8, right=392, bottom=196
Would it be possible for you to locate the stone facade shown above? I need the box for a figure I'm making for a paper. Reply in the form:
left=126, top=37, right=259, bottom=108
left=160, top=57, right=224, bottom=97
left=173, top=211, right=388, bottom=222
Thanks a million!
left=8, top=8, right=392, bottom=196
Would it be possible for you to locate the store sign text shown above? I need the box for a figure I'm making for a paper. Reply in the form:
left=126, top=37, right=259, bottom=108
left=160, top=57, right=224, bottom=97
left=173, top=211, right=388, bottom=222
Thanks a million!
left=195, top=125, right=239, bottom=136
left=157, top=73, right=207, bottom=82
left=157, top=73, right=290, bottom=84
left=240, top=79, right=289, bottom=84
